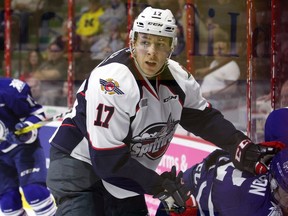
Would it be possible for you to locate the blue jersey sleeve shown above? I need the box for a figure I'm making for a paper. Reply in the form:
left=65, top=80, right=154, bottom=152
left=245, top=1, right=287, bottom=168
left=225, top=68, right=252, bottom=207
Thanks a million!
left=0, top=78, right=45, bottom=130
left=183, top=149, right=278, bottom=216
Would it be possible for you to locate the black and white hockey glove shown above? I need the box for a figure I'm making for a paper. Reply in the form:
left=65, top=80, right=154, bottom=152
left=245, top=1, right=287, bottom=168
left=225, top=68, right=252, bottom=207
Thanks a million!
left=154, top=166, right=191, bottom=214
left=233, top=139, right=285, bottom=175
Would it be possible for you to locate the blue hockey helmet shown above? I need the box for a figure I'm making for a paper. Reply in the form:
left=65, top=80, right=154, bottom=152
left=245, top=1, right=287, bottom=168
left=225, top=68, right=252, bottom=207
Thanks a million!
left=265, top=108, right=288, bottom=146
left=270, top=148, right=288, bottom=193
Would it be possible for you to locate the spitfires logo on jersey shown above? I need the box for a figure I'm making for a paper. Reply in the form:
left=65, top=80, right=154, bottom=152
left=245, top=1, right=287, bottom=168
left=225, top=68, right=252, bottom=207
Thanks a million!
left=9, top=79, right=25, bottom=93
left=100, top=78, right=124, bottom=95
left=131, top=114, right=179, bottom=160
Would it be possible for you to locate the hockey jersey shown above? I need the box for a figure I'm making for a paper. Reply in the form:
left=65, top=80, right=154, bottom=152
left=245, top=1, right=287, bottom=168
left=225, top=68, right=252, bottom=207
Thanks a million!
left=183, top=150, right=283, bottom=216
left=50, top=48, right=248, bottom=198
left=0, top=78, right=45, bottom=153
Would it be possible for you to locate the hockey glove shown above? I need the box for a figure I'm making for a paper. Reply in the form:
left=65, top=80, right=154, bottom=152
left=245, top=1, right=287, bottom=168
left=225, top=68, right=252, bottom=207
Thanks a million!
left=6, top=122, right=38, bottom=145
left=161, top=165, right=178, bottom=182
left=233, top=139, right=285, bottom=175
left=154, top=166, right=191, bottom=214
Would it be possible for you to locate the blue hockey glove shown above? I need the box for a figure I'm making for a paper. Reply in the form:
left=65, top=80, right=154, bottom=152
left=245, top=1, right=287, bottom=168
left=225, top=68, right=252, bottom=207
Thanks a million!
left=233, top=139, right=285, bottom=175
left=6, top=122, right=38, bottom=145
left=6, top=132, right=23, bottom=145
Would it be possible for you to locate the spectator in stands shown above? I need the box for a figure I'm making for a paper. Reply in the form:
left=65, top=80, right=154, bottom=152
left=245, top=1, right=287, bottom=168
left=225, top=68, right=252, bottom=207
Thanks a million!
left=34, top=42, right=68, bottom=81
left=52, top=19, right=82, bottom=54
left=76, top=0, right=104, bottom=49
left=20, top=50, right=43, bottom=80
left=90, top=23, right=125, bottom=64
left=11, top=0, right=44, bottom=14
left=25, top=76, right=54, bottom=105
left=11, top=0, right=44, bottom=45
left=51, top=19, right=93, bottom=84
left=98, top=0, right=126, bottom=32
left=196, top=32, right=240, bottom=99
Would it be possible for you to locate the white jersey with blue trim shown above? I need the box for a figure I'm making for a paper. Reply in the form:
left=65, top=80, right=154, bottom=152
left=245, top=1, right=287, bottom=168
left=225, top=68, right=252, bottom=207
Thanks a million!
left=50, top=48, right=249, bottom=198
left=0, top=78, right=45, bottom=153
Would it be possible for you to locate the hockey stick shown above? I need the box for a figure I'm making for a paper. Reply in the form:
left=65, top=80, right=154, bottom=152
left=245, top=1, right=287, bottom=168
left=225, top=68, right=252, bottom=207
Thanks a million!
left=14, top=109, right=72, bottom=135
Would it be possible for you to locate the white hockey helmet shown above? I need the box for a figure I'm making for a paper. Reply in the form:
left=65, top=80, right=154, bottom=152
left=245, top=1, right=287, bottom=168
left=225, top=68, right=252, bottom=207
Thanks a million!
left=130, top=7, right=178, bottom=51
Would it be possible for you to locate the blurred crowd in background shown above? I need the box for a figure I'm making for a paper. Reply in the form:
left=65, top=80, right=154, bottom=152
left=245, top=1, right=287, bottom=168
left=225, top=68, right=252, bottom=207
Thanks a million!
left=0, top=0, right=288, bottom=139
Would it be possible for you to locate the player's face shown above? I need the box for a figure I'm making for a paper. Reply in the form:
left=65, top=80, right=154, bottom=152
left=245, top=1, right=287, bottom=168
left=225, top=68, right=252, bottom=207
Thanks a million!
left=274, top=185, right=288, bottom=211
left=134, top=33, right=171, bottom=77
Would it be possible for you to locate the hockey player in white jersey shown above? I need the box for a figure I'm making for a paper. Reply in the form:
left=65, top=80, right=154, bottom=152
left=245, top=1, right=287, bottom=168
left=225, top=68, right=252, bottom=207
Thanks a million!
left=0, top=78, right=56, bottom=215
left=47, top=6, right=283, bottom=215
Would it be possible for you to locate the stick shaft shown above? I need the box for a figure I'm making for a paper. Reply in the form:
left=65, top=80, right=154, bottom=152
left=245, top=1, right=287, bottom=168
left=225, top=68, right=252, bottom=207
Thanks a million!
left=14, top=123, right=43, bottom=135
left=15, top=109, right=72, bottom=135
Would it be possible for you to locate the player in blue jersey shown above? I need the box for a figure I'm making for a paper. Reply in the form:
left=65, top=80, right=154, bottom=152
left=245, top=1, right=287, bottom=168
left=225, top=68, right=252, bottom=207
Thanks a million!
left=156, top=108, right=288, bottom=216
left=47, top=6, right=283, bottom=216
left=180, top=148, right=288, bottom=216
left=0, top=78, right=56, bottom=215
